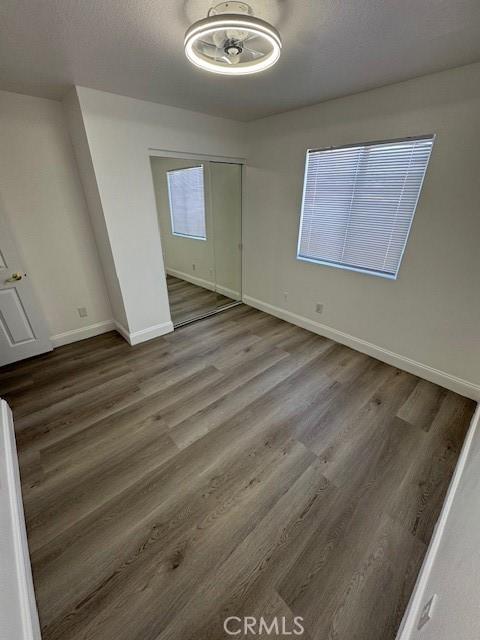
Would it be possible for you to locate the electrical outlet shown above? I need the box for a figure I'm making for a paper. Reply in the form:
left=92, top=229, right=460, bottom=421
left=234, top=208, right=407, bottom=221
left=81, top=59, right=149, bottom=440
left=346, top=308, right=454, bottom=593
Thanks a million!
left=417, top=594, right=437, bottom=630
left=78, top=307, right=88, bottom=318
left=192, top=264, right=196, bottom=271
left=316, top=303, right=324, bottom=314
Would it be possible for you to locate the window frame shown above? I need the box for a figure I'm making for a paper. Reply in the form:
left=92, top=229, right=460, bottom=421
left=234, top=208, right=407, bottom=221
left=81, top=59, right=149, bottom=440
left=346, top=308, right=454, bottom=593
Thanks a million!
left=296, top=134, right=435, bottom=280
left=167, top=165, right=207, bottom=241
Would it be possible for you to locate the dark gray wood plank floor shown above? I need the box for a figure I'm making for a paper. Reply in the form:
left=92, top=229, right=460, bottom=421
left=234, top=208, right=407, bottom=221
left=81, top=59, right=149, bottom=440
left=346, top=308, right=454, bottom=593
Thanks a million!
left=167, top=274, right=234, bottom=325
left=0, top=305, right=475, bottom=640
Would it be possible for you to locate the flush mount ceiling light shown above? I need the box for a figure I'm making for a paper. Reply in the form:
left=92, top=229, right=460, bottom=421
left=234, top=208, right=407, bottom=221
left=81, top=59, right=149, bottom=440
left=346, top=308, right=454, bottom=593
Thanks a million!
left=184, top=2, right=282, bottom=75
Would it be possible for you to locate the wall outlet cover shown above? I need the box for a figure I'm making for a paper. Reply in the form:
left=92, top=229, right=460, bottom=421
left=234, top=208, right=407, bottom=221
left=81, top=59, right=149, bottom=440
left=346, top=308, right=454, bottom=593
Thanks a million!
left=417, top=594, right=437, bottom=630
left=77, top=307, right=88, bottom=318
left=316, top=303, right=324, bottom=314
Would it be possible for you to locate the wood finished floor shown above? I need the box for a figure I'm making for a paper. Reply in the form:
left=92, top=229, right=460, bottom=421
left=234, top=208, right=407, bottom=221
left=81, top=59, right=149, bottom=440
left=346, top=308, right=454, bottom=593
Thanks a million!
left=167, top=274, right=234, bottom=325
left=0, top=304, right=475, bottom=640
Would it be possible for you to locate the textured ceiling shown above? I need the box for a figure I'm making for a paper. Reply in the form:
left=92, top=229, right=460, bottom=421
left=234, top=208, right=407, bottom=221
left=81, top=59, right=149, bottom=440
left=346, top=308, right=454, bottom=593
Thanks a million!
left=1, top=0, right=480, bottom=121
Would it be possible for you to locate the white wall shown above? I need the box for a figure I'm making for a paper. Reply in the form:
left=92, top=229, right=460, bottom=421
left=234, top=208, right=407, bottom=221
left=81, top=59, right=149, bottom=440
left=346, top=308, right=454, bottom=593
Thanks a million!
left=0, top=90, right=112, bottom=344
left=397, top=406, right=480, bottom=640
left=63, top=89, right=128, bottom=331
left=3, top=68, right=478, bottom=373
left=244, top=62, right=480, bottom=397
left=69, top=87, right=247, bottom=341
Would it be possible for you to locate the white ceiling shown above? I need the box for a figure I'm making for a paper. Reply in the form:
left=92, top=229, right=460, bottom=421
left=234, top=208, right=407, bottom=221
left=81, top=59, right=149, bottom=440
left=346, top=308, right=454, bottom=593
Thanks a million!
left=1, top=0, right=479, bottom=121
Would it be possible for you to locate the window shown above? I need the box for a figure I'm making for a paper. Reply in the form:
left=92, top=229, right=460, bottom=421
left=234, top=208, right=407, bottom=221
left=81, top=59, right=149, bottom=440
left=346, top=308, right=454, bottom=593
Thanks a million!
left=167, top=166, right=206, bottom=240
left=297, top=135, right=435, bottom=279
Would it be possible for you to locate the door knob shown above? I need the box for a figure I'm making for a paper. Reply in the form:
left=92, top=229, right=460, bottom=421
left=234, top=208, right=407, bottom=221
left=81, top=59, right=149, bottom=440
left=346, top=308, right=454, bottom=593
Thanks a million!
left=5, top=272, right=23, bottom=283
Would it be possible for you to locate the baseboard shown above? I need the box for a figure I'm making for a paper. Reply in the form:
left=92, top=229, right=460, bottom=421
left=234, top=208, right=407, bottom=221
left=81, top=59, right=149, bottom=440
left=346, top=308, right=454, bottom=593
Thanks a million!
left=114, top=320, right=173, bottom=346
left=50, top=319, right=115, bottom=347
left=166, top=268, right=216, bottom=292
left=243, top=295, right=480, bottom=400
left=395, top=403, right=480, bottom=639
left=0, top=400, right=42, bottom=640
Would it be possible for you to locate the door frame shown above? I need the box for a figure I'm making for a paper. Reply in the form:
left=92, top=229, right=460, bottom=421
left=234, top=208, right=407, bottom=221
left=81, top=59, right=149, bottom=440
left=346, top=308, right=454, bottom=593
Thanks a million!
left=148, top=148, right=246, bottom=165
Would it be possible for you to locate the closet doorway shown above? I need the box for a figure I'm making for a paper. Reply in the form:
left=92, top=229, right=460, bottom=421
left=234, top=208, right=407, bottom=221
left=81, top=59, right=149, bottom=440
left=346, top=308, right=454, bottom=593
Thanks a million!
left=150, top=154, right=242, bottom=327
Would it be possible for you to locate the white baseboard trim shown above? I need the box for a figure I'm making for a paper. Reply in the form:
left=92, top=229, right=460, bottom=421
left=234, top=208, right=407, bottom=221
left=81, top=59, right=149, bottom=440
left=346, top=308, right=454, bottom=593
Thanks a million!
left=243, top=295, right=480, bottom=400
left=114, top=320, right=173, bottom=346
left=395, top=403, right=480, bottom=639
left=0, top=400, right=41, bottom=640
left=50, top=319, right=115, bottom=348
left=166, top=268, right=216, bottom=292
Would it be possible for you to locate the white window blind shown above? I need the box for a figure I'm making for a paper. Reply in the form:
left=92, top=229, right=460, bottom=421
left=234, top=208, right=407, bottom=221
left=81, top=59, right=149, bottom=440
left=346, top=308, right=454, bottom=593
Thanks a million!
left=297, top=136, right=434, bottom=278
left=167, top=166, right=206, bottom=240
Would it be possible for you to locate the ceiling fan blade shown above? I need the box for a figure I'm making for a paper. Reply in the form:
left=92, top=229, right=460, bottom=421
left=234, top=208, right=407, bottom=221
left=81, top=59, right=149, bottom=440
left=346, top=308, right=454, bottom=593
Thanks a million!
left=199, top=40, right=216, bottom=54
left=212, top=46, right=225, bottom=61
left=198, top=40, right=226, bottom=62
left=243, top=46, right=264, bottom=59
left=243, top=33, right=261, bottom=43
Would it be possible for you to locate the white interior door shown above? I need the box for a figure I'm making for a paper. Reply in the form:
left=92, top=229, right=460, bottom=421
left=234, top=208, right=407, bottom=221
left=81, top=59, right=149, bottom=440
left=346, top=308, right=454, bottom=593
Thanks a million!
left=0, top=214, right=52, bottom=366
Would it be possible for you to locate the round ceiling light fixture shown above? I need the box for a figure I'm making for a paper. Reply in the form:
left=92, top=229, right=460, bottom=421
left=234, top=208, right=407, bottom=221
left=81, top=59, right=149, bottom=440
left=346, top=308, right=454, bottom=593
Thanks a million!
left=184, top=2, right=282, bottom=76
